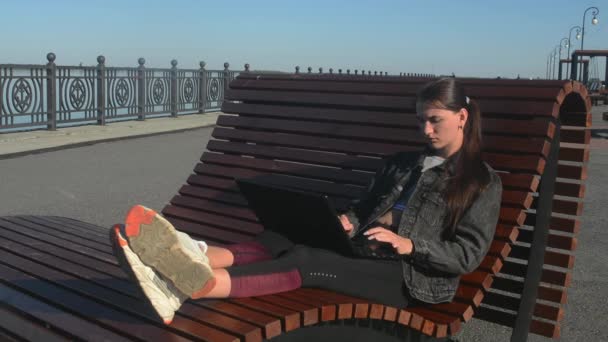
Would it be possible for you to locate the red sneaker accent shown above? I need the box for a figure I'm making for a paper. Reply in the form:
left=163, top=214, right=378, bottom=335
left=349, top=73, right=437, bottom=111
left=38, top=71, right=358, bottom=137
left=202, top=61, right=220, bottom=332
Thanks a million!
left=113, top=226, right=129, bottom=247
left=125, top=205, right=156, bottom=237
left=190, top=277, right=217, bottom=299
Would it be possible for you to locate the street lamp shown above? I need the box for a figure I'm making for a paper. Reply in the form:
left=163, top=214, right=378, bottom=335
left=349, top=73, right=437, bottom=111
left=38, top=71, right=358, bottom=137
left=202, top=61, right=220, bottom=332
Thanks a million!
left=557, top=38, right=569, bottom=79
left=553, top=46, right=560, bottom=79
left=579, top=7, right=599, bottom=81
left=581, top=7, right=600, bottom=51
left=566, top=26, right=582, bottom=77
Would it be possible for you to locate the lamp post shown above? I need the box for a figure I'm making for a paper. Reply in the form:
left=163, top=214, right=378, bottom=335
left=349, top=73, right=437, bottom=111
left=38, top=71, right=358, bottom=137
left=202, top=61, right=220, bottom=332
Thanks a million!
left=581, top=7, right=600, bottom=51
left=553, top=46, right=560, bottom=79
left=546, top=53, right=551, bottom=79
left=566, top=26, right=581, bottom=77
left=578, top=7, right=599, bottom=80
left=558, top=38, right=569, bottom=79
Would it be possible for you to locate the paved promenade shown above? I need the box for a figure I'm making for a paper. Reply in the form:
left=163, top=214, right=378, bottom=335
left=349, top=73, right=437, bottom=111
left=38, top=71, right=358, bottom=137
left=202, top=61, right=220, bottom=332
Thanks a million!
left=0, top=106, right=607, bottom=341
left=0, top=112, right=222, bottom=159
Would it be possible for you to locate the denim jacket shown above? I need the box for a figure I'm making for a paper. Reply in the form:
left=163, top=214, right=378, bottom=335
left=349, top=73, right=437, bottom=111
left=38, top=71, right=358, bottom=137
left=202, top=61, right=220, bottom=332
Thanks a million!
left=343, top=150, right=502, bottom=304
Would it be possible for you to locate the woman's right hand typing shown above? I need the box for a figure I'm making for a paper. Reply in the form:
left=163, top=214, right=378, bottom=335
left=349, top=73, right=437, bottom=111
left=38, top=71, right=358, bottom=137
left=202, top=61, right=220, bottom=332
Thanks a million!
left=338, top=214, right=354, bottom=233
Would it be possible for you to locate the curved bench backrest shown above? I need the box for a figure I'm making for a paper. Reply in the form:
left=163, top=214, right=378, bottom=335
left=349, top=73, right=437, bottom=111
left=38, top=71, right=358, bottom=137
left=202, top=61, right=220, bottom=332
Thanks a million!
left=162, top=74, right=591, bottom=339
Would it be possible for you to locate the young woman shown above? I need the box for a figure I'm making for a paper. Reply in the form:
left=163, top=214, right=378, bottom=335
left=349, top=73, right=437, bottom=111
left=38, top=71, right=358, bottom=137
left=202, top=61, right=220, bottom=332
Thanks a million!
left=110, top=77, right=503, bottom=324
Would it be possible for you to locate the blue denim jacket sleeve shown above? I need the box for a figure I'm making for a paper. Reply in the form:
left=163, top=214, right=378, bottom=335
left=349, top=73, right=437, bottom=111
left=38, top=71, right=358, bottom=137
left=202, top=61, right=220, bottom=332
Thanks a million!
left=409, top=172, right=502, bottom=275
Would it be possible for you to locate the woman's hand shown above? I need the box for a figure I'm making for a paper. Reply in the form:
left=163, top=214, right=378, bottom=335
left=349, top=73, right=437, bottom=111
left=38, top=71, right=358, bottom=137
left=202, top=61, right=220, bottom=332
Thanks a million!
left=338, top=214, right=354, bottom=233
left=364, top=227, right=413, bottom=255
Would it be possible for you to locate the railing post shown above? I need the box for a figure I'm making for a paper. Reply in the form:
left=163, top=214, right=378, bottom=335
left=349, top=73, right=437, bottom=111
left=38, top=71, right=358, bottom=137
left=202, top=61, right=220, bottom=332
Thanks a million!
left=198, top=61, right=206, bottom=113
left=223, top=62, right=230, bottom=103
left=46, top=52, right=57, bottom=131
left=510, top=120, right=560, bottom=342
left=570, top=53, right=578, bottom=81
left=170, top=59, right=178, bottom=117
left=137, top=58, right=146, bottom=121
left=583, top=62, right=589, bottom=85
left=96, top=55, right=106, bottom=126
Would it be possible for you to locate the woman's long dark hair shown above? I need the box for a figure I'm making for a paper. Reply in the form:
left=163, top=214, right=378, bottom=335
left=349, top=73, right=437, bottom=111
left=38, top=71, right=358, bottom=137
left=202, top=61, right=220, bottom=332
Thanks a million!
left=416, top=78, right=491, bottom=238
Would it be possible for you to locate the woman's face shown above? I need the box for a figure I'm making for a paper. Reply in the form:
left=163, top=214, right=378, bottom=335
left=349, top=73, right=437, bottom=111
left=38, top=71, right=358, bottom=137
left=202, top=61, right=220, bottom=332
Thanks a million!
left=417, top=107, right=468, bottom=158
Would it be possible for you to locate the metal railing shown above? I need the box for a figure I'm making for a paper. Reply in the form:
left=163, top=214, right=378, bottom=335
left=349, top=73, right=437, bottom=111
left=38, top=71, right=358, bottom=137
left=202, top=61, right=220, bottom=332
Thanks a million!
left=0, top=53, right=242, bottom=132
left=1, top=53, right=437, bottom=133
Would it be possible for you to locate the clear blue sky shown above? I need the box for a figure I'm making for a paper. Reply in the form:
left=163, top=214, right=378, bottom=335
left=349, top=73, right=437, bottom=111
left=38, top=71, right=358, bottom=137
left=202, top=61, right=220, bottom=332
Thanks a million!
left=1, top=0, right=606, bottom=78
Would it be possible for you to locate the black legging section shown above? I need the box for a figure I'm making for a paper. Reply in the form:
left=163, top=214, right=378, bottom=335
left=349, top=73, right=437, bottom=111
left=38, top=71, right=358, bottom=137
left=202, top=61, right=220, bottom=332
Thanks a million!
left=226, top=231, right=414, bottom=308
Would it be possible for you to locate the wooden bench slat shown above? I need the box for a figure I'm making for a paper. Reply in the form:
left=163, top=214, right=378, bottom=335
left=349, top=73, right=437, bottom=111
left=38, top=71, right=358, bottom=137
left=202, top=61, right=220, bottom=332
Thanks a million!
left=23, top=215, right=110, bottom=242
left=222, top=102, right=556, bottom=137
left=497, top=173, right=539, bottom=192
left=557, top=164, right=587, bottom=180
left=516, top=229, right=577, bottom=251
left=230, top=78, right=567, bottom=102
left=559, top=146, right=590, bottom=162
left=196, top=302, right=277, bottom=339
left=209, top=136, right=550, bottom=169
left=560, top=128, right=591, bottom=144
left=475, top=306, right=560, bottom=338
left=170, top=194, right=258, bottom=222
left=0, top=263, right=216, bottom=342
left=0, top=216, right=112, bottom=256
left=500, top=261, right=571, bottom=287
left=162, top=214, right=256, bottom=245
left=207, top=139, right=383, bottom=171
left=226, top=89, right=560, bottom=117
left=176, top=303, right=263, bottom=342
left=187, top=172, right=362, bottom=200
left=509, top=244, right=575, bottom=269
left=1, top=226, right=263, bottom=342
left=483, top=292, right=564, bottom=321
left=201, top=152, right=372, bottom=185
left=491, top=276, right=567, bottom=304
left=0, top=304, right=73, bottom=342
left=217, top=116, right=551, bottom=158
left=495, top=224, right=520, bottom=243
left=0, top=282, right=131, bottom=342
left=524, top=214, right=581, bottom=234
left=530, top=196, right=584, bottom=216
left=212, top=126, right=412, bottom=157
left=228, top=297, right=302, bottom=332
left=554, top=181, right=585, bottom=198
left=226, top=89, right=416, bottom=109
left=253, top=294, right=319, bottom=326
left=0, top=220, right=124, bottom=278
left=163, top=205, right=262, bottom=234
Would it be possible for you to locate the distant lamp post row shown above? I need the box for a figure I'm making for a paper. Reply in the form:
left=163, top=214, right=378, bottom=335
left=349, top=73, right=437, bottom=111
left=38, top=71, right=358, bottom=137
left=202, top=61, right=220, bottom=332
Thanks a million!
left=546, top=6, right=599, bottom=80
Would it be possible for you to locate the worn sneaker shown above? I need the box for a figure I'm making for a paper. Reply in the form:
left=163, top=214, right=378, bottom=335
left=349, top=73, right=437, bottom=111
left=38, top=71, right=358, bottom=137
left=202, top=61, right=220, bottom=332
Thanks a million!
left=109, top=225, right=188, bottom=324
left=124, top=205, right=216, bottom=297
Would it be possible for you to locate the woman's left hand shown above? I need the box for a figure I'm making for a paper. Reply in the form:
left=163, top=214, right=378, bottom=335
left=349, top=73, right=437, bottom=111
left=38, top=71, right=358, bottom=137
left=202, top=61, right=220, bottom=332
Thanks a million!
left=364, top=227, right=414, bottom=255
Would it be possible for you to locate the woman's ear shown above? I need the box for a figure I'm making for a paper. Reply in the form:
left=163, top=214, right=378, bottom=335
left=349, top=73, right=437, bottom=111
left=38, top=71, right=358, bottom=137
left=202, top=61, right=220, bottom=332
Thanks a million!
left=459, top=108, right=469, bottom=127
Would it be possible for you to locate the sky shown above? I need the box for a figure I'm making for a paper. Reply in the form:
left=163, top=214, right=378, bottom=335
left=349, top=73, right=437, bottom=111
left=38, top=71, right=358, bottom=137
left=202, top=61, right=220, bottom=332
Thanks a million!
left=0, top=0, right=606, bottom=79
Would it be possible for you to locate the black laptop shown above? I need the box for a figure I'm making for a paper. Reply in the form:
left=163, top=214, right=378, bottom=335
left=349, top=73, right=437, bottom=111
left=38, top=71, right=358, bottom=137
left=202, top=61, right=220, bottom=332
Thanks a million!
left=236, top=178, right=400, bottom=259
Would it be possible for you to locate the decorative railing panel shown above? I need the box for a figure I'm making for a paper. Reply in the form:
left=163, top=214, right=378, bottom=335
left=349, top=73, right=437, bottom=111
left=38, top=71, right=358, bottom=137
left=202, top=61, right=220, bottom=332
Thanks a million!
left=0, top=65, right=48, bottom=129
left=105, top=67, right=139, bottom=120
left=56, top=66, right=97, bottom=124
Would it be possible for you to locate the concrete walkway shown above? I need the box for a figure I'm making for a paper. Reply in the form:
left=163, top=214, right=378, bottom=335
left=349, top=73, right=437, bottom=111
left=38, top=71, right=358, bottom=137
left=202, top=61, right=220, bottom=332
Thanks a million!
left=0, top=112, right=222, bottom=159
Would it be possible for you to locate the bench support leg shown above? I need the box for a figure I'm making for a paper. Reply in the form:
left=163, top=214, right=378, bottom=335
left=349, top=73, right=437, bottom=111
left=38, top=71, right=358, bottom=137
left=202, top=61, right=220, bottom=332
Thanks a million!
left=510, top=121, right=561, bottom=342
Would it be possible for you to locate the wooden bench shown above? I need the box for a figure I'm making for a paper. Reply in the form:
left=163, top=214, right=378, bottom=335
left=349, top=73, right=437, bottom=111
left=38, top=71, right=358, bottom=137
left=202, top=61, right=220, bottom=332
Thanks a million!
left=0, top=73, right=591, bottom=342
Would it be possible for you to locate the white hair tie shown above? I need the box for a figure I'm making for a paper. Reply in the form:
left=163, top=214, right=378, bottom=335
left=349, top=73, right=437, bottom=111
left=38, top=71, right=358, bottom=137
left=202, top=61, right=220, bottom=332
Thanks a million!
left=465, top=96, right=470, bottom=104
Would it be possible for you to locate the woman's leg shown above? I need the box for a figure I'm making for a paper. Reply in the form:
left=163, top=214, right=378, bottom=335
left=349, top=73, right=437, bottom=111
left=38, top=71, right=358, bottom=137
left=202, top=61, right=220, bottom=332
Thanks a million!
left=193, top=245, right=308, bottom=299
left=205, top=230, right=295, bottom=269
